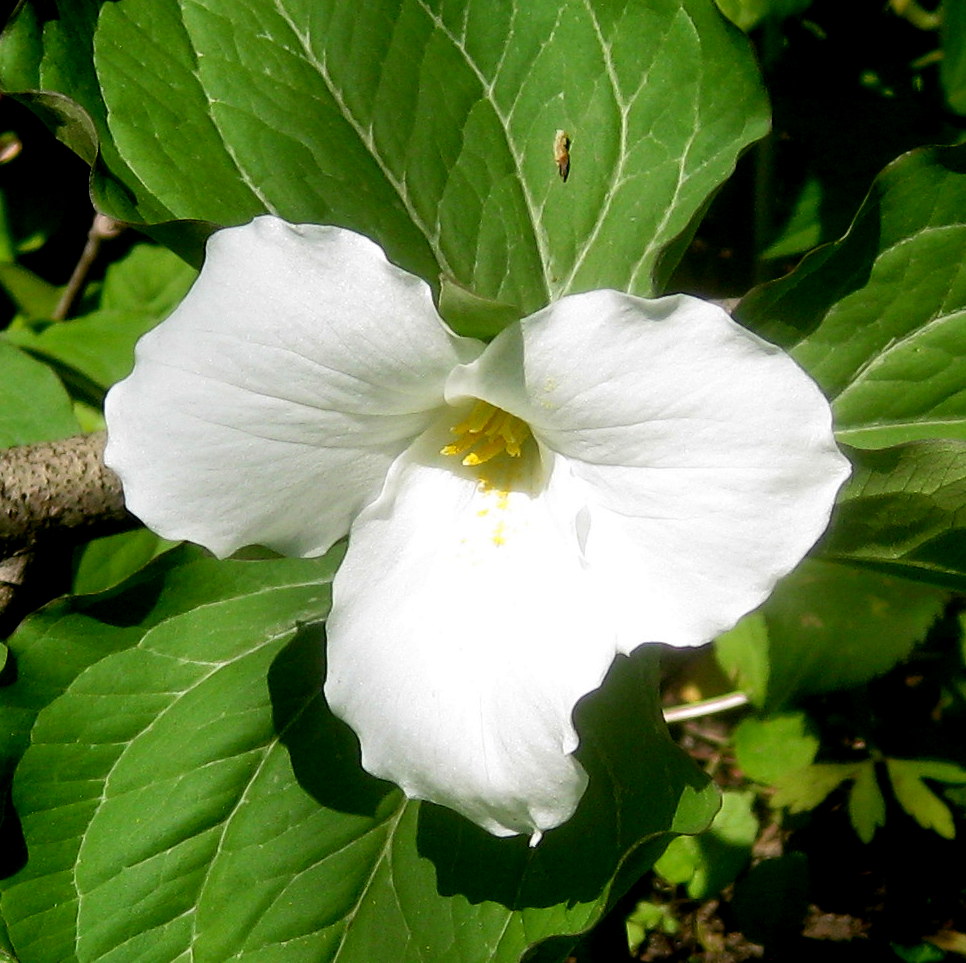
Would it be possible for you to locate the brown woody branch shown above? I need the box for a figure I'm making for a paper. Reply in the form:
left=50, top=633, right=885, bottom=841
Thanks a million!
left=0, top=432, right=133, bottom=553
left=0, top=433, right=136, bottom=630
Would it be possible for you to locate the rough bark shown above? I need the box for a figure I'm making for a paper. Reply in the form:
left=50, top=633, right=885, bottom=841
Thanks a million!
left=0, top=431, right=133, bottom=556
left=0, top=432, right=137, bottom=631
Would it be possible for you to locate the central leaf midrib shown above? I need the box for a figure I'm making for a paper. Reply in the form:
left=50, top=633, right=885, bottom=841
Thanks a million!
left=411, top=0, right=553, bottom=303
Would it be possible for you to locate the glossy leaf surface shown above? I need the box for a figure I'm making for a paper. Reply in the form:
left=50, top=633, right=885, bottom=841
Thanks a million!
left=1, top=548, right=717, bottom=963
left=1, top=0, right=768, bottom=314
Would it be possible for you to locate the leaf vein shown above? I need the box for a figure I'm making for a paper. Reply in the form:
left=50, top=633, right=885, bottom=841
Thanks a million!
left=269, top=0, right=456, bottom=277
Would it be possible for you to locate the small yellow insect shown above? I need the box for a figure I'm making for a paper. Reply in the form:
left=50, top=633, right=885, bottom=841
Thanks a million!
left=554, top=129, right=571, bottom=182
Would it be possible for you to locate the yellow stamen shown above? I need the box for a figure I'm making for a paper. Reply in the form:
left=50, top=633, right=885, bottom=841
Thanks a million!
left=440, top=400, right=532, bottom=467
left=463, top=436, right=508, bottom=466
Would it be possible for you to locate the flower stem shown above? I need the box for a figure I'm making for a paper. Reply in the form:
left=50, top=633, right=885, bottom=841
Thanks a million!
left=662, top=691, right=749, bottom=724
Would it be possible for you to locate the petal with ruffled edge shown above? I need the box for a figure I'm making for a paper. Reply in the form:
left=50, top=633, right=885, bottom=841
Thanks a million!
left=446, top=290, right=851, bottom=651
left=324, top=418, right=616, bottom=841
left=105, top=217, right=480, bottom=558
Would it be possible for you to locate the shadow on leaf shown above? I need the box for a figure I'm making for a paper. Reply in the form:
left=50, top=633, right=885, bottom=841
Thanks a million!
left=269, top=622, right=396, bottom=818
left=417, top=647, right=714, bottom=909
left=271, top=629, right=715, bottom=912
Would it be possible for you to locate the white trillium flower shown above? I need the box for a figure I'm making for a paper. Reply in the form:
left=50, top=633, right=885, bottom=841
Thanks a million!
left=105, top=216, right=851, bottom=843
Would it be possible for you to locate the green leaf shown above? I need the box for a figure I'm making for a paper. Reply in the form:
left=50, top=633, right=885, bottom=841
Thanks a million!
left=10, top=90, right=100, bottom=168
left=737, top=145, right=966, bottom=449
left=6, top=244, right=196, bottom=392
left=821, top=441, right=966, bottom=592
left=713, top=611, right=770, bottom=706
left=0, top=546, right=324, bottom=780
left=714, top=0, right=811, bottom=32
left=0, top=914, right=15, bottom=963
left=0, top=0, right=43, bottom=92
left=654, top=789, right=758, bottom=900
left=942, top=0, right=966, bottom=115
left=771, top=759, right=887, bottom=844
left=72, top=529, right=174, bottom=595
left=771, top=762, right=860, bottom=813
left=847, top=760, right=885, bottom=844
left=4, top=0, right=769, bottom=312
left=885, top=758, right=966, bottom=840
left=715, top=558, right=945, bottom=712
left=625, top=900, right=678, bottom=956
left=910, top=760, right=966, bottom=785
left=437, top=277, right=523, bottom=340
left=2, top=547, right=717, bottom=962
left=892, top=943, right=948, bottom=963
left=732, top=713, right=819, bottom=785
left=760, top=176, right=823, bottom=260
left=0, top=340, right=79, bottom=448
left=98, top=241, right=196, bottom=316
left=0, top=262, right=60, bottom=319
left=8, top=310, right=160, bottom=395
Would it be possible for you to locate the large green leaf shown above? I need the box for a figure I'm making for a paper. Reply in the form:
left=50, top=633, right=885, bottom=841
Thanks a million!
left=820, top=440, right=966, bottom=592
left=0, top=547, right=318, bottom=780
left=714, top=557, right=945, bottom=711
left=2, top=0, right=768, bottom=314
left=737, top=146, right=966, bottom=449
left=1, top=547, right=715, bottom=963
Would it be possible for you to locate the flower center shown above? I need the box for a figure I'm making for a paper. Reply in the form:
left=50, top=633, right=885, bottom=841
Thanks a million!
left=440, top=400, right=532, bottom=467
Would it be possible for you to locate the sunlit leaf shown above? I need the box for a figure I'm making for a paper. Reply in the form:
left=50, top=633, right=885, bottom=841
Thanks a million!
left=772, top=759, right=890, bottom=845
left=6, top=243, right=196, bottom=392
left=714, top=0, right=811, bottom=32
left=713, top=611, right=770, bottom=705
left=2, top=0, right=768, bottom=313
left=654, top=790, right=758, bottom=900
left=0, top=261, right=60, bottom=319
left=72, top=528, right=173, bottom=595
left=771, top=763, right=860, bottom=813
left=0, top=340, right=79, bottom=447
left=886, top=758, right=966, bottom=840
left=1, top=547, right=717, bottom=963
left=99, top=241, right=196, bottom=315
left=847, top=760, right=885, bottom=844
left=732, top=713, right=819, bottom=784
left=715, top=559, right=945, bottom=711
left=822, top=441, right=966, bottom=592
left=625, top=900, right=678, bottom=956
left=738, top=145, right=966, bottom=449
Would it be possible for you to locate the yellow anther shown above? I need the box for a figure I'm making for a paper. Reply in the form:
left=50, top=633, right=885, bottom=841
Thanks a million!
left=463, top=436, right=509, bottom=466
left=452, top=400, right=494, bottom=434
left=440, top=400, right=532, bottom=467
left=439, top=434, right=478, bottom=458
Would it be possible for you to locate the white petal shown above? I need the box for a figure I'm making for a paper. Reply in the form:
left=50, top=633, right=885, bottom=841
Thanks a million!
left=324, top=418, right=615, bottom=839
left=105, top=217, right=480, bottom=557
left=447, top=290, right=851, bottom=649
